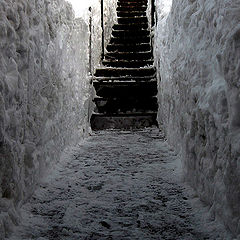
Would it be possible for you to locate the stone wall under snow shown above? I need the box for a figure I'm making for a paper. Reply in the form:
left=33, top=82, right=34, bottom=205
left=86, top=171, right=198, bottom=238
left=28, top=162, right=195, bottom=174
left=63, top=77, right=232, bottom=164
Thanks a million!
left=0, top=0, right=91, bottom=238
left=155, top=0, right=240, bottom=237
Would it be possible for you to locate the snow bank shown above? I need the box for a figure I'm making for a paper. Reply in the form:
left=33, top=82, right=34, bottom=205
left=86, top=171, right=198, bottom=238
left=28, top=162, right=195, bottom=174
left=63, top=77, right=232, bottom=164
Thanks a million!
left=155, top=0, right=240, bottom=237
left=0, top=0, right=92, bottom=238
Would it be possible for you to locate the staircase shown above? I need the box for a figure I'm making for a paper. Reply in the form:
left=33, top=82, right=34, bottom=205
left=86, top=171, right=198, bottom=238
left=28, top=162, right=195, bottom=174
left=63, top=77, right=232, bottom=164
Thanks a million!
left=91, top=0, right=158, bottom=130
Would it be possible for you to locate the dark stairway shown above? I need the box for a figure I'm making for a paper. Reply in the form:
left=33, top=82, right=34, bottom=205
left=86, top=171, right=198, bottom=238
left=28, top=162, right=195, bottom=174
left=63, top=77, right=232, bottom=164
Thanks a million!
left=91, top=0, right=158, bottom=130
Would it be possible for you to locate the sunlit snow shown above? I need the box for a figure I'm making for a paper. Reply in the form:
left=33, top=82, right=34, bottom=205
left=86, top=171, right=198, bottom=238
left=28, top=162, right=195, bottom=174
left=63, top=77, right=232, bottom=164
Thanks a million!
left=66, top=0, right=94, bottom=18
left=161, top=0, right=172, bottom=14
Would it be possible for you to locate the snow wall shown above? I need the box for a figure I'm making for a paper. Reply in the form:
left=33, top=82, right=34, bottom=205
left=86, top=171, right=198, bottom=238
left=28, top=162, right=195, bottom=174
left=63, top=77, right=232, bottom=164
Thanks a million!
left=0, top=0, right=94, bottom=238
left=155, top=0, right=240, bottom=237
left=103, top=0, right=118, bottom=58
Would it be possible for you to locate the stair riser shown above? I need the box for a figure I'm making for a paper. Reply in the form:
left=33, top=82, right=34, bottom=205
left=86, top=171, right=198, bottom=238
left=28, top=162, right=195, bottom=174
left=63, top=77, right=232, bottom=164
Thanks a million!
left=94, top=97, right=158, bottom=114
left=118, top=17, right=148, bottom=24
left=113, top=24, right=148, bottom=31
left=117, top=11, right=146, bottom=17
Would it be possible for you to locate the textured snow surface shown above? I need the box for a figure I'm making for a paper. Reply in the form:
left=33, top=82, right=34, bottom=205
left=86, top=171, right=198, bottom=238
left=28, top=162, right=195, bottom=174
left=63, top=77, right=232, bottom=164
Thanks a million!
left=0, top=0, right=91, bottom=238
left=7, top=129, right=231, bottom=240
left=155, top=0, right=240, bottom=237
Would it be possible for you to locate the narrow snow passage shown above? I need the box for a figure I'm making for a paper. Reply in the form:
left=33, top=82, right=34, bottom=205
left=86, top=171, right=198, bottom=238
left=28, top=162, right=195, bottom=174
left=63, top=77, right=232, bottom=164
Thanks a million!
left=9, top=129, right=226, bottom=240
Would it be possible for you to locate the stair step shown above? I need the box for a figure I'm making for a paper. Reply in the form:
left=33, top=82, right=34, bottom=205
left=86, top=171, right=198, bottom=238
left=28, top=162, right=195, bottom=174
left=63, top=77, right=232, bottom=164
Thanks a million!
left=117, top=11, right=146, bottom=17
left=94, top=96, right=158, bottom=114
left=91, top=113, right=158, bottom=130
left=110, top=33, right=150, bottom=40
left=105, top=51, right=152, bottom=61
left=117, top=6, right=147, bottom=12
left=118, top=16, right=148, bottom=24
left=112, top=29, right=150, bottom=38
left=113, top=23, right=148, bottom=31
left=110, top=36, right=150, bottom=44
left=107, top=43, right=150, bottom=52
left=95, top=67, right=156, bottom=77
left=102, top=60, right=153, bottom=68
left=93, top=79, right=157, bottom=97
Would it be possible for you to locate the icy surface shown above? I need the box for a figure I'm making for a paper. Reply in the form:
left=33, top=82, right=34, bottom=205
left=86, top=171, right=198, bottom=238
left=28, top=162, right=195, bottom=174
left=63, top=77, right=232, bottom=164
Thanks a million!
left=7, top=129, right=231, bottom=240
left=0, top=0, right=91, bottom=238
left=155, top=0, right=240, bottom=236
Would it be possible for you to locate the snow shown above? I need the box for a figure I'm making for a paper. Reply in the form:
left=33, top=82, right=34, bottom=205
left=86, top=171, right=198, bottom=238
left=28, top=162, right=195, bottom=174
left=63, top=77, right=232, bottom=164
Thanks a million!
left=7, top=128, right=232, bottom=239
left=0, top=0, right=92, bottom=238
left=1, top=0, right=239, bottom=238
left=154, top=0, right=240, bottom=237
left=66, top=0, right=92, bottom=19
left=0, top=0, right=119, bottom=238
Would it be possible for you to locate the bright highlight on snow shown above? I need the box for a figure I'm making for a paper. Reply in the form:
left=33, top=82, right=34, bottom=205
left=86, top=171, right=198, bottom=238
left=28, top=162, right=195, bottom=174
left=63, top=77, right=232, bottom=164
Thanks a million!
left=161, top=0, right=172, bottom=14
left=66, top=0, right=93, bottom=17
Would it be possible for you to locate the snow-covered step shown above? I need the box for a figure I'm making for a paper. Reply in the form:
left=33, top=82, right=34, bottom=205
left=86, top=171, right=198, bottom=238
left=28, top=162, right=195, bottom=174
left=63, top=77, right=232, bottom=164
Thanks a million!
left=91, top=113, right=158, bottom=130
left=105, top=51, right=153, bottom=61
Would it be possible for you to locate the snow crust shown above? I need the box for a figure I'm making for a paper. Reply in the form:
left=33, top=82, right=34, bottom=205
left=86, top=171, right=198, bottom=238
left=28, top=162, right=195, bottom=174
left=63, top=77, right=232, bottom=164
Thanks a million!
left=155, top=0, right=240, bottom=237
left=0, top=0, right=92, bottom=238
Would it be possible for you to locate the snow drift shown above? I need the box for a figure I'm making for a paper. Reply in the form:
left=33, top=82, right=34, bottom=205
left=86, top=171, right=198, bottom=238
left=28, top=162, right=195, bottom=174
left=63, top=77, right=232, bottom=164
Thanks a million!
left=0, top=0, right=92, bottom=238
left=155, top=0, right=240, bottom=237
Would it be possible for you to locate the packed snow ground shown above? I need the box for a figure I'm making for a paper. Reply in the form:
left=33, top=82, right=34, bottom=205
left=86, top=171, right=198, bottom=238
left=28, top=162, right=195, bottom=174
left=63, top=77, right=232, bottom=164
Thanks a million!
left=7, top=128, right=231, bottom=240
